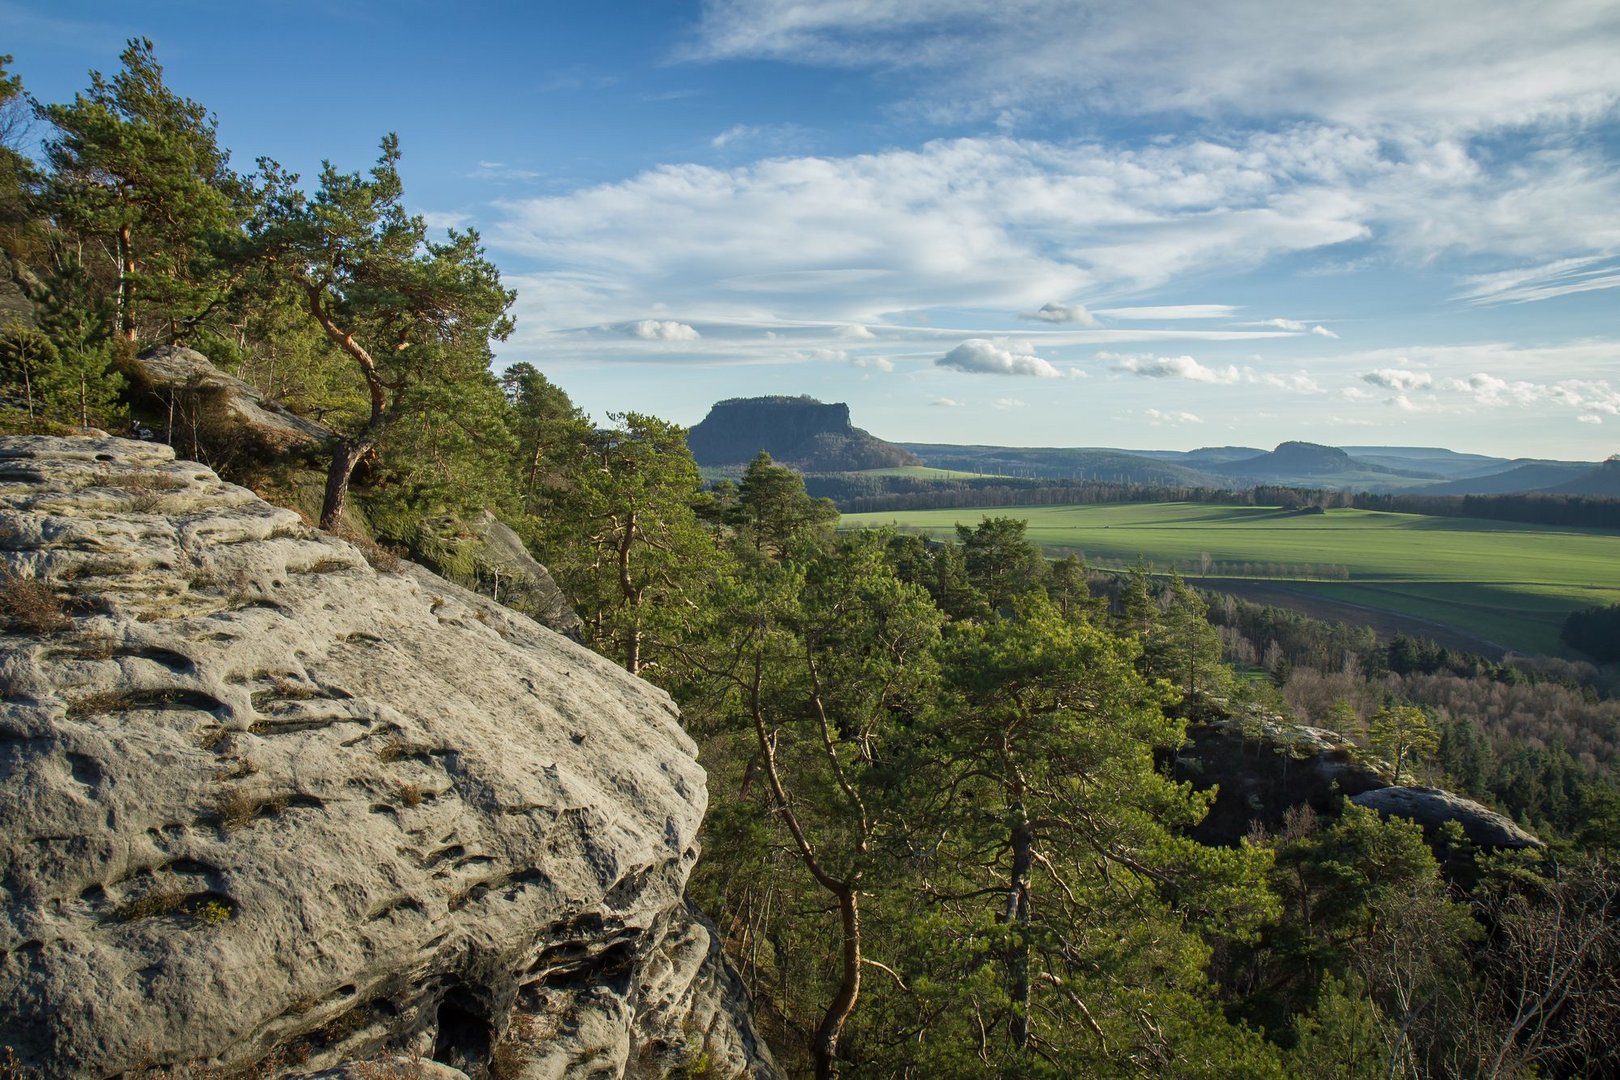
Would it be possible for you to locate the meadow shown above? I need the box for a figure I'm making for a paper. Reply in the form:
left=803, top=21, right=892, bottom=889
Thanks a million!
left=840, top=502, right=1620, bottom=657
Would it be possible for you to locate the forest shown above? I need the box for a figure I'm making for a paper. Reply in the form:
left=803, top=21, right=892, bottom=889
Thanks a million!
left=3, top=42, right=1619, bottom=1079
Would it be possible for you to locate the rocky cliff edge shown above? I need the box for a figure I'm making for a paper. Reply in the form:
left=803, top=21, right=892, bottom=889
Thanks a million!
left=0, top=436, right=776, bottom=1078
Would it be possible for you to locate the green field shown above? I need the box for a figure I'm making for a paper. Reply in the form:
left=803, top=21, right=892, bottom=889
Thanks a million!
left=840, top=502, right=1620, bottom=656
left=856, top=465, right=1006, bottom=480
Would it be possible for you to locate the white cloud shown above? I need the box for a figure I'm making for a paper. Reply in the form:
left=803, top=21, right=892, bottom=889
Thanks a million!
left=1145, top=408, right=1204, bottom=425
left=837, top=323, right=877, bottom=339
left=1341, top=386, right=1373, bottom=400
left=1362, top=368, right=1433, bottom=391
left=1259, top=372, right=1325, bottom=393
left=1578, top=413, right=1603, bottom=424
left=938, top=339, right=1061, bottom=377
left=931, top=397, right=964, bottom=407
left=628, top=319, right=702, bottom=341
left=1250, top=317, right=1338, bottom=339
left=1108, top=353, right=1243, bottom=383
left=992, top=398, right=1028, bottom=410
left=851, top=354, right=895, bottom=371
left=687, top=2, right=1620, bottom=133
left=1020, top=302, right=1098, bottom=325
left=1457, top=256, right=1620, bottom=306
left=1096, top=305, right=1238, bottom=320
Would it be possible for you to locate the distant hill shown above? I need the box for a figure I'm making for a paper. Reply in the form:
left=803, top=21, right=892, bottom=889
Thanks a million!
left=1418, top=461, right=1595, bottom=495
left=1545, top=457, right=1620, bottom=497
left=687, top=396, right=919, bottom=470
left=1338, top=446, right=1513, bottom=480
left=1211, top=442, right=1432, bottom=486
left=899, top=444, right=1224, bottom=486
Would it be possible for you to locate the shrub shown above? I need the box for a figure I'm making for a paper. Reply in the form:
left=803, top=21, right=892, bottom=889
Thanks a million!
left=0, top=570, right=70, bottom=633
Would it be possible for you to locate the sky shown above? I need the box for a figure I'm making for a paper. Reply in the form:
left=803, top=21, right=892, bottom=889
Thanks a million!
left=7, top=1, right=1620, bottom=459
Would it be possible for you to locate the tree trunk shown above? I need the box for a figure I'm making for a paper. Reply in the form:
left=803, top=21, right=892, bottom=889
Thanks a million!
left=1007, top=807, right=1034, bottom=1052
left=320, top=440, right=371, bottom=529
left=619, top=511, right=639, bottom=674
left=812, top=887, right=862, bottom=1080
left=117, top=223, right=137, bottom=343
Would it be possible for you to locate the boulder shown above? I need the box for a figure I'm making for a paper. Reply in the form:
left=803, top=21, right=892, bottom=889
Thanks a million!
left=126, top=345, right=335, bottom=456
left=1352, top=786, right=1543, bottom=851
left=0, top=436, right=776, bottom=1079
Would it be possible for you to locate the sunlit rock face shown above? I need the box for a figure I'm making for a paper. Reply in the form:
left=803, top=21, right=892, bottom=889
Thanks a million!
left=0, top=436, right=776, bottom=1079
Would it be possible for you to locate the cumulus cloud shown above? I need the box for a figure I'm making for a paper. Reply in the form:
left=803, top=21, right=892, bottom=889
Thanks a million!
left=1311, top=325, right=1339, bottom=338
left=1362, top=368, right=1433, bottom=391
left=1145, top=408, right=1204, bottom=425
left=851, top=354, right=895, bottom=371
left=1108, top=353, right=1243, bottom=383
left=993, top=398, right=1028, bottom=410
left=1020, top=302, right=1098, bottom=325
left=628, top=319, right=702, bottom=341
left=1578, top=413, right=1603, bottom=424
left=931, top=397, right=964, bottom=407
left=837, top=323, right=877, bottom=339
left=937, top=339, right=1062, bottom=377
left=1259, top=371, right=1325, bottom=393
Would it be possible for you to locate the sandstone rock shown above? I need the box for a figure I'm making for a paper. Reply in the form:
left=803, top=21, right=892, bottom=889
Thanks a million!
left=0, top=436, right=777, bottom=1079
left=1352, top=786, right=1543, bottom=851
left=126, top=345, right=335, bottom=455
left=468, top=511, right=582, bottom=639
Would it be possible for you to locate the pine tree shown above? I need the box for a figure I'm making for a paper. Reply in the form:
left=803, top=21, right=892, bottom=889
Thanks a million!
left=40, top=39, right=248, bottom=345
left=251, top=136, right=514, bottom=527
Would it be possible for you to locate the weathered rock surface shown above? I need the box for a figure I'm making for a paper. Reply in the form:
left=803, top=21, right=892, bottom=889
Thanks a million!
left=468, top=511, right=582, bottom=639
left=0, top=436, right=776, bottom=1078
left=1352, top=786, right=1543, bottom=850
left=126, top=345, right=335, bottom=454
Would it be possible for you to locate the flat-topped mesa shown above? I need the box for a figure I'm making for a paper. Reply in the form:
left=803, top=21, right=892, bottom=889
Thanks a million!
left=0, top=436, right=776, bottom=1079
left=687, top=395, right=919, bottom=470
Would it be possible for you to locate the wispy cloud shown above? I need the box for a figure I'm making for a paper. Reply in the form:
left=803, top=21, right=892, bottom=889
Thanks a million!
left=1145, top=408, right=1204, bottom=425
left=1020, top=302, right=1098, bottom=325
left=686, top=1, right=1620, bottom=133
left=1096, top=305, right=1238, bottom=320
left=1457, top=256, right=1620, bottom=305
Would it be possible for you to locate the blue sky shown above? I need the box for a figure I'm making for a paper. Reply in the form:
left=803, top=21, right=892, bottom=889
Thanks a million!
left=8, top=1, right=1620, bottom=458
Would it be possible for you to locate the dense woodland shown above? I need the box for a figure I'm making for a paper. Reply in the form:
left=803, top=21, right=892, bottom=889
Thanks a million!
left=4, top=44, right=1620, bottom=1079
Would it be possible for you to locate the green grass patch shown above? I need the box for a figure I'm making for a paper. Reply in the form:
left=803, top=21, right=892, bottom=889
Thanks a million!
left=841, top=502, right=1620, bottom=656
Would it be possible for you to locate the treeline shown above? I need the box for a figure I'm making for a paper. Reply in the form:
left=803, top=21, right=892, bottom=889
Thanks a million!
left=830, top=472, right=1620, bottom=530
left=7, top=41, right=1620, bottom=1079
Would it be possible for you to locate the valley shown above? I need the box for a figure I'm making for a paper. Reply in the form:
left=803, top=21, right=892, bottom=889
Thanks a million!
left=841, top=501, right=1620, bottom=656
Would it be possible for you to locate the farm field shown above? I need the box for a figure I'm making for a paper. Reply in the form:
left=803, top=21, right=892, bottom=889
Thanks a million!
left=839, top=502, right=1620, bottom=656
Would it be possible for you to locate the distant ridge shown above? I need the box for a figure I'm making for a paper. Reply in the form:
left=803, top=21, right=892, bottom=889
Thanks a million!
left=1213, top=441, right=1423, bottom=482
left=687, top=395, right=920, bottom=470
left=1418, top=461, right=1594, bottom=495
left=1545, top=456, right=1620, bottom=497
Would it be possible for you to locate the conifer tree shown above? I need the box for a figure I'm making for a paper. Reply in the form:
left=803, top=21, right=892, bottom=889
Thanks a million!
left=40, top=39, right=247, bottom=345
left=252, top=136, right=514, bottom=527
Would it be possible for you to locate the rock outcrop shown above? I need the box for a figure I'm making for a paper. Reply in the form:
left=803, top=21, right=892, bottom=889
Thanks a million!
left=126, top=345, right=336, bottom=457
left=1179, top=708, right=1541, bottom=859
left=687, top=396, right=919, bottom=471
left=0, top=436, right=776, bottom=1078
left=1352, top=786, right=1542, bottom=850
